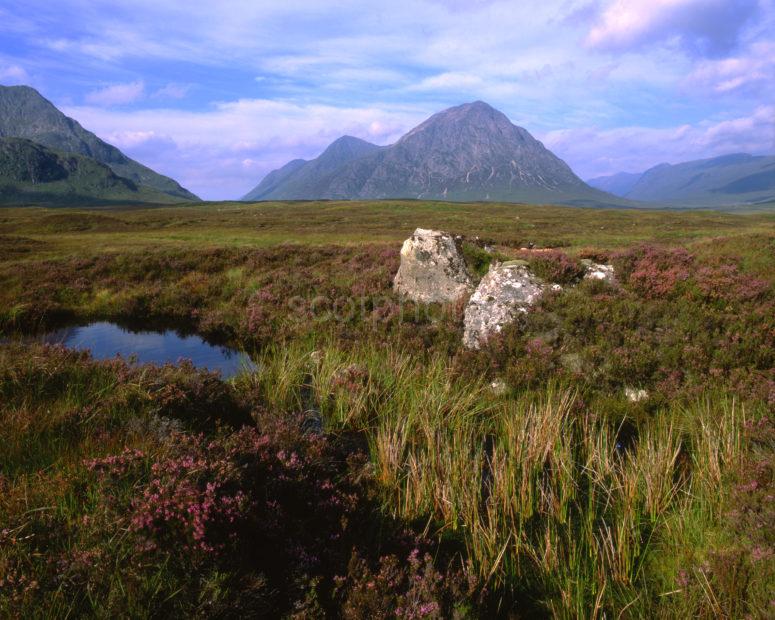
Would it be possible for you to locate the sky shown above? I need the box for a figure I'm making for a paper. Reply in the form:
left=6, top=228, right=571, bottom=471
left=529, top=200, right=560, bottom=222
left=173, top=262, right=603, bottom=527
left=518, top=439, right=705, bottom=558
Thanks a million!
left=1, top=0, right=773, bottom=200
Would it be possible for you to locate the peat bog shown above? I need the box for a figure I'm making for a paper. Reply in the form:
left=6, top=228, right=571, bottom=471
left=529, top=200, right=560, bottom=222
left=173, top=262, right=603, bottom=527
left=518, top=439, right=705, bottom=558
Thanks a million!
left=0, top=201, right=773, bottom=618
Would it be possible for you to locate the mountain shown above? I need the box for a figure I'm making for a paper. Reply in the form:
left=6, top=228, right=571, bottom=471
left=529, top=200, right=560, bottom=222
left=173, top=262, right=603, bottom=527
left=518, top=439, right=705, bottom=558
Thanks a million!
left=243, top=101, right=622, bottom=206
left=0, top=137, right=179, bottom=204
left=589, top=154, right=775, bottom=206
left=0, top=85, right=199, bottom=201
left=243, top=159, right=307, bottom=201
left=243, top=136, right=381, bottom=200
left=587, top=171, right=642, bottom=196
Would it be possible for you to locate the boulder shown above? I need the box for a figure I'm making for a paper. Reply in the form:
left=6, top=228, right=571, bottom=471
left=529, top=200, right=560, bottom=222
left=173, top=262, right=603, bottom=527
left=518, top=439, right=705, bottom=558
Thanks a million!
left=581, top=259, right=616, bottom=284
left=393, top=228, right=474, bottom=303
left=625, top=387, right=648, bottom=402
left=463, top=260, right=543, bottom=349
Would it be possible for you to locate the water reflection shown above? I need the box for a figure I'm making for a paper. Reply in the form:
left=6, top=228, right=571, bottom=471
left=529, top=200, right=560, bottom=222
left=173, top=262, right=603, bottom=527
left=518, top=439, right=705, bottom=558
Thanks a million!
left=41, top=321, right=255, bottom=379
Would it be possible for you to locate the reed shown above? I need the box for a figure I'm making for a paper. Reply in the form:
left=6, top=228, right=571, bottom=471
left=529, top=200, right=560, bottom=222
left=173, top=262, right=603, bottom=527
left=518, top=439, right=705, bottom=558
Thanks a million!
left=242, top=345, right=758, bottom=616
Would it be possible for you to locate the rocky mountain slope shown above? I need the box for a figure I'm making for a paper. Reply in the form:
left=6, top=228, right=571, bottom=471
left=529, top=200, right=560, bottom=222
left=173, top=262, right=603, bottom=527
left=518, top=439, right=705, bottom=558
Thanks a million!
left=0, top=137, right=179, bottom=204
left=243, top=136, right=381, bottom=201
left=589, top=153, right=775, bottom=206
left=0, top=85, right=198, bottom=201
left=243, top=101, right=622, bottom=206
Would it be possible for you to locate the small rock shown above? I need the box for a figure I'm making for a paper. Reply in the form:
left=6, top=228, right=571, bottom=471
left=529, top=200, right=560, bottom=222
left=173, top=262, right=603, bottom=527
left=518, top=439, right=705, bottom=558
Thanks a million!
left=581, top=259, right=616, bottom=284
left=490, top=379, right=508, bottom=395
left=394, top=228, right=474, bottom=303
left=625, top=387, right=648, bottom=402
left=463, top=261, right=543, bottom=349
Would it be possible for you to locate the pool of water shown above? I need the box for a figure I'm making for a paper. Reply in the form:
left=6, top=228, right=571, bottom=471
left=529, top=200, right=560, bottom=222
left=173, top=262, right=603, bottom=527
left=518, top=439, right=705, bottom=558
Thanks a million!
left=39, top=321, right=256, bottom=379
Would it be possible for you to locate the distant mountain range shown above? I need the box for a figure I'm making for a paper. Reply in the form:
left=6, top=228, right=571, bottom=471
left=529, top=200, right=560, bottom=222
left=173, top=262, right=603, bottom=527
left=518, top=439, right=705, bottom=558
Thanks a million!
left=243, top=101, right=624, bottom=207
left=0, top=85, right=198, bottom=203
left=1, top=85, right=770, bottom=209
left=588, top=154, right=775, bottom=207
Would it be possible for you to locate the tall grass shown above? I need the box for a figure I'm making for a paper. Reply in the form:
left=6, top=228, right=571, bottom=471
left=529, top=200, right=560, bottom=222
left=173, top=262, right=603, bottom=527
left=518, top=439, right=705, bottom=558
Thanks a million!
left=242, top=344, right=757, bottom=616
left=0, top=340, right=765, bottom=617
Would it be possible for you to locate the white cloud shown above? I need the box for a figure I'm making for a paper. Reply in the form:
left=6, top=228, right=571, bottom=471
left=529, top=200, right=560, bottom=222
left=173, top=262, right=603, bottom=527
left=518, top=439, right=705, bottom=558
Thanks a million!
left=85, top=80, right=145, bottom=106
left=586, top=0, right=759, bottom=55
left=8, top=1, right=626, bottom=94
left=0, top=64, right=30, bottom=84
left=4, top=0, right=749, bottom=120
left=543, top=105, right=775, bottom=178
left=685, top=41, right=775, bottom=94
left=410, top=72, right=484, bottom=91
left=698, top=105, right=775, bottom=151
left=104, top=130, right=160, bottom=148
left=587, top=0, right=681, bottom=48
left=3, top=0, right=773, bottom=198
left=152, top=83, right=191, bottom=99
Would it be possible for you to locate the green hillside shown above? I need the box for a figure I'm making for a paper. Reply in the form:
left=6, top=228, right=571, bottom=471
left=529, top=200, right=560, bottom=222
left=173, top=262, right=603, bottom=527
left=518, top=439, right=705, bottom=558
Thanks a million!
left=589, top=153, right=775, bottom=207
left=0, top=85, right=199, bottom=201
left=0, top=137, right=186, bottom=205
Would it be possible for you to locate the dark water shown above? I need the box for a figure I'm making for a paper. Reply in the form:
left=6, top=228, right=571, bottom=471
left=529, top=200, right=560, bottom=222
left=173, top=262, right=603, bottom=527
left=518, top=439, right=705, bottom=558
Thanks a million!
left=41, top=322, right=255, bottom=379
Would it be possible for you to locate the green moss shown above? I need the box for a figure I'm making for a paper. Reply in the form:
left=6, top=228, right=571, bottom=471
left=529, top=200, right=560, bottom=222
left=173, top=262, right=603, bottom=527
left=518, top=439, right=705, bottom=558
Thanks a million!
left=461, top=241, right=494, bottom=277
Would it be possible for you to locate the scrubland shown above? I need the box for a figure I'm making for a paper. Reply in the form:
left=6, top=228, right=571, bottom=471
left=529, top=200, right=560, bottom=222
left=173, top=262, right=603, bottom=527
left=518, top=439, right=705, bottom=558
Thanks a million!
left=0, top=200, right=773, bottom=618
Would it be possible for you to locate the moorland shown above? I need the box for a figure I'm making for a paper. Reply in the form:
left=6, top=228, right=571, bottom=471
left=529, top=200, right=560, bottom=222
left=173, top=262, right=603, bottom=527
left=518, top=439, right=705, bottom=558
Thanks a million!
left=0, top=199, right=773, bottom=618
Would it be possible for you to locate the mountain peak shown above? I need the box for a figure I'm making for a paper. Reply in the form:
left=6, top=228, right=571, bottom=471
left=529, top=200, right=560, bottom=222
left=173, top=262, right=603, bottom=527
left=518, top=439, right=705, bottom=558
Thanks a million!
left=458, top=100, right=499, bottom=113
left=331, top=135, right=371, bottom=145
left=401, top=100, right=511, bottom=142
left=244, top=100, right=614, bottom=204
left=438, top=100, right=507, bottom=121
left=242, top=134, right=380, bottom=201
left=0, top=85, right=61, bottom=125
left=320, top=135, right=379, bottom=158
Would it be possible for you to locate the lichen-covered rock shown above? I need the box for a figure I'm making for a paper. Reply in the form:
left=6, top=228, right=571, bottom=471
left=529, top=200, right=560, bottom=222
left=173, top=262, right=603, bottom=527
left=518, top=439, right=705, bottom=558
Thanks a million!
left=463, top=261, right=543, bottom=349
left=393, top=228, right=474, bottom=303
left=582, top=259, right=616, bottom=284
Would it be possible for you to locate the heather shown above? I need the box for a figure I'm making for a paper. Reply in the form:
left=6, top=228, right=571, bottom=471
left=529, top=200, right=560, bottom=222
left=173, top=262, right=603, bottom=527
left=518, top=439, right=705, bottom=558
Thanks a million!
left=1, top=201, right=774, bottom=618
left=0, top=345, right=477, bottom=617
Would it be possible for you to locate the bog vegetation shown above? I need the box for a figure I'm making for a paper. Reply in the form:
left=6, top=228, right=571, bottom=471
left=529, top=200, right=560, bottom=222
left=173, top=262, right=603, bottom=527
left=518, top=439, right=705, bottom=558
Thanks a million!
left=0, top=200, right=773, bottom=618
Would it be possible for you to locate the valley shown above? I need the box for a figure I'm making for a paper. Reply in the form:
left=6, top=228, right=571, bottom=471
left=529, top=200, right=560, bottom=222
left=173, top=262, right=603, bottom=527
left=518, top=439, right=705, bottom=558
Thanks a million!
left=2, top=0, right=774, bottom=616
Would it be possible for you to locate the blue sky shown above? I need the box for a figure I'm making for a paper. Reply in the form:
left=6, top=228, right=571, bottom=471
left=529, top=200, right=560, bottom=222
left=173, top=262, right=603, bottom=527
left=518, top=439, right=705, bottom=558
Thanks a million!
left=1, top=0, right=773, bottom=200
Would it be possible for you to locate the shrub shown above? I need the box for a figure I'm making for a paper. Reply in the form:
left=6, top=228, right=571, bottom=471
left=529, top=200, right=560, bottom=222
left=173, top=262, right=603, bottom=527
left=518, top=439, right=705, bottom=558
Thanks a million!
left=614, top=244, right=694, bottom=299
left=515, top=249, right=586, bottom=285
left=337, top=549, right=474, bottom=619
left=461, top=241, right=495, bottom=278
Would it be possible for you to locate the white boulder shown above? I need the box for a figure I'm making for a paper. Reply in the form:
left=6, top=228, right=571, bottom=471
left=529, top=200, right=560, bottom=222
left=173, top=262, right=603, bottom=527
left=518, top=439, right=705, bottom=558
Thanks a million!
left=582, top=259, right=616, bottom=284
left=463, top=261, right=543, bottom=349
left=393, top=228, right=475, bottom=303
